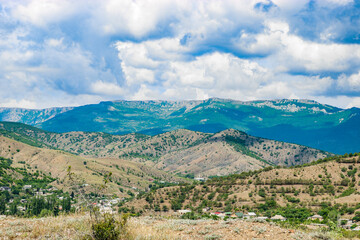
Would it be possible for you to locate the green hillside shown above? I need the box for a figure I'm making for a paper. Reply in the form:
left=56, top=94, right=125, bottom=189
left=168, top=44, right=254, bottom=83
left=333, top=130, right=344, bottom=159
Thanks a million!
left=1, top=98, right=359, bottom=154
left=38, top=99, right=360, bottom=154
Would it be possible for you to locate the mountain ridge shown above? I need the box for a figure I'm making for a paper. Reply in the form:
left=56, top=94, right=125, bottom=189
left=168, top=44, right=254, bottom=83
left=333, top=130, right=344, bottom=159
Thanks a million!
left=1, top=98, right=359, bottom=154
left=0, top=122, right=329, bottom=177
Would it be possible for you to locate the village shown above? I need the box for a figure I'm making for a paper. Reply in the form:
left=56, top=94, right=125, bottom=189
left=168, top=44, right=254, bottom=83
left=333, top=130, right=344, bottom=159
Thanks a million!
left=175, top=208, right=360, bottom=231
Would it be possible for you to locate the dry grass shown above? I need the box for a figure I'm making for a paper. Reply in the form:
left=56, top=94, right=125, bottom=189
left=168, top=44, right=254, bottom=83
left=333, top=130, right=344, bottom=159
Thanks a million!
left=0, top=214, right=321, bottom=240
left=0, top=214, right=90, bottom=239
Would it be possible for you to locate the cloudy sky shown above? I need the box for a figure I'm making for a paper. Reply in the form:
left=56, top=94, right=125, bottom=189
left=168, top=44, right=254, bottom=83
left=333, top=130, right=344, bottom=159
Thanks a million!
left=0, top=0, right=359, bottom=109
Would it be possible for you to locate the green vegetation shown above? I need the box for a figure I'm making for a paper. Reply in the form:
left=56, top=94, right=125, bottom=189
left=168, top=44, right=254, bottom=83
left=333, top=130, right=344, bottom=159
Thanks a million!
left=225, top=135, right=272, bottom=165
left=0, top=156, right=72, bottom=217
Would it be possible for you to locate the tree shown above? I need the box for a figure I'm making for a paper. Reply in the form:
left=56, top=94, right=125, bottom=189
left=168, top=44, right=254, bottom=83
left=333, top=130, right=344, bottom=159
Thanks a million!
left=62, top=197, right=71, bottom=212
left=0, top=195, right=6, bottom=214
left=10, top=202, right=17, bottom=215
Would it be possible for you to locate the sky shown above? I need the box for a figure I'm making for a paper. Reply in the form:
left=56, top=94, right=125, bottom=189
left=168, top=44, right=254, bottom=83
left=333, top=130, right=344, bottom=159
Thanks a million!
left=0, top=0, right=360, bottom=109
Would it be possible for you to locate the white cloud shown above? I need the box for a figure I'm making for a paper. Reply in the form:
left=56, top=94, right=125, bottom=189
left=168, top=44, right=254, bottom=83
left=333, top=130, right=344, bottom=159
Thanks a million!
left=130, top=84, right=160, bottom=101
left=318, top=0, right=354, bottom=6
left=234, top=20, right=360, bottom=73
left=337, top=72, right=360, bottom=92
left=0, top=99, right=37, bottom=109
left=9, top=0, right=81, bottom=28
left=92, top=0, right=177, bottom=38
left=347, top=97, right=360, bottom=108
left=90, top=81, right=125, bottom=96
left=0, top=0, right=359, bottom=109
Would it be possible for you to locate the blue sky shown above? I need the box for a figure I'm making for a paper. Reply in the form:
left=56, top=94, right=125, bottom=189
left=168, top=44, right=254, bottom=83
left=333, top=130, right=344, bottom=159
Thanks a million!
left=0, top=0, right=360, bottom=109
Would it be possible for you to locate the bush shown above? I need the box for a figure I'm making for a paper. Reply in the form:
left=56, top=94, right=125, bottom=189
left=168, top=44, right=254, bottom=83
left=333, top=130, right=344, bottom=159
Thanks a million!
left=39, top=209, right=53, bottom=218
left=181, top=211, right=200, bottom=220
left=91, top=213, right=129, bottom=240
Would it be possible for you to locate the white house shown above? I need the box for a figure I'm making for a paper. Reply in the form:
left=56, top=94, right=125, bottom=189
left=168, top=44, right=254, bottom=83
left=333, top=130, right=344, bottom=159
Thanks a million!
left=177, top=209, right=191, bottom=215
left=308, top=215, right=323, bottom=221
left=271, top=215, right=287, bottom=221
left=244, top=212, right=257, bottom=219
left=0, top=186, right=10, bottom=191
left=194, top=177, right=205, bottom=181
left=23, top=185, right=32, bottom=190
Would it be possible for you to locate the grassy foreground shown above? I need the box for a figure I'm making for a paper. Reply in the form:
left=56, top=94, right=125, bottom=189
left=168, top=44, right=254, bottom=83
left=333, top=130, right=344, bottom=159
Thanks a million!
left=0, top=213, right=344, bottom=240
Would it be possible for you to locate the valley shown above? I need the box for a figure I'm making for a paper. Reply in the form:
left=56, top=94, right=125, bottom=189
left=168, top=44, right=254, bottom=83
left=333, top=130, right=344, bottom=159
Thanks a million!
left=1, top=100, right=360, bottom=240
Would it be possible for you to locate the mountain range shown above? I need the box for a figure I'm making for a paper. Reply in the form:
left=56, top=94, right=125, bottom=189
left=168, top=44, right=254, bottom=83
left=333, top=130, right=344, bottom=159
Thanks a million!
left=1, top=98, right=359, bottom=154
left=0, top=122, right=327, bottom=177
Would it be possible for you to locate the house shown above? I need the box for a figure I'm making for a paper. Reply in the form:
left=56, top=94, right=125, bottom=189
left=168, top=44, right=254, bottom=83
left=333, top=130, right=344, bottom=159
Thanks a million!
left=194, top=177, right=205, bottom=181
left=23, top=185, right=32, bottom=190
left=271, top=215, right=286, bottom=221
left=0, top=186, right=11, bottom=191
left=244, top=212, right=257, bottom=219
left=352, top=226, right=360, bottom=231
left=211, top=212, right=226, bottom=218
left=48, top=187, right=58, bottom=191
left=177, top=209, right=191, bottom=215
left=235, top=212, right=244, bottom=218
left=100, top=206, right=115, bottom=214
left=308, top=215, right=323, bottom=221
left=202, top=207, right=210, bottom=213
left=17, top=206, right=26, bottom=212
left=225, top=212, right=232, bottom=216
left=110, top=199, right=120, bottom=205
left=256, top=216, right=269, bottom=221
left=341, top=220, right=354, bottom=229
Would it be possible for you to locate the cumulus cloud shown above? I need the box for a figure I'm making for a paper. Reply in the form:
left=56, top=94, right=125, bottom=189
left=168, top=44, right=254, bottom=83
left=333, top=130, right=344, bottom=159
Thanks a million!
left=0, top=0, right=359, bottom=108
left=8, top=0, right=83, bottom=27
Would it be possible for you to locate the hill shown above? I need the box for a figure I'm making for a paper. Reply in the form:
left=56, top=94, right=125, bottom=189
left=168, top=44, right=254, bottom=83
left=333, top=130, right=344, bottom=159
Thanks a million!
left=1, top=98, right=358, bottom=154
left=0, top=122, right=329, bottom=177
left=125, top=154, right=360, bottom=221
left=0, top=136, right=185, bottom=197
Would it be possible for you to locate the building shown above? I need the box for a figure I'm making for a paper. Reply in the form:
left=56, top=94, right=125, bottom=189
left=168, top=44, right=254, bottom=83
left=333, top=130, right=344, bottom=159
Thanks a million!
left=0, top=186, right=11, bottom=192
left=202, top=207, right=210, bottom=213
left=244, top=212, right=257, bottom=219
left=235, top=212, right=244, bottom=218
left=177, top=209, right=191, bottom=215
left=194, top=177, right=205, bottom=181
left=341, top=219, right=354, bottom=229
left=100, top=206, right=115, bottom=214
left=352, top=226, right=360, bottom=231
left=308, top=215, right=323, bottom=221
left=256, top=216, right=269, bottom=221
left=23, top=185, right=32, bottom=190
left=271, top=215, right=286, bottom=221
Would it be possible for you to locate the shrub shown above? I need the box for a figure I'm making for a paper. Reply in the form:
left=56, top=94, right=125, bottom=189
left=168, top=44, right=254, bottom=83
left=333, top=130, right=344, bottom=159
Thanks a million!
left=39, top=209, right=53, bottom=217
left=181, top=211, right=200, bottom=220
left=91, top=213, right=129, bottom=240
